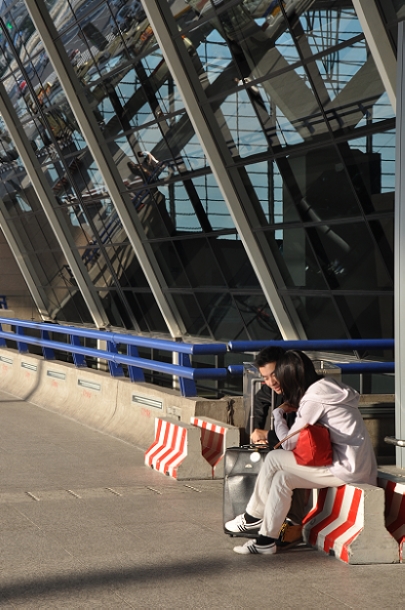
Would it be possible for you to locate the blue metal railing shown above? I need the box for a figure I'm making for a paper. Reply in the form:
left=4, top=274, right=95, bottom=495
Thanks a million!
left=0, top=317, right=228, bottom=397
left=228, top=339, right=395, bottom=351
left=227, top=339, right=395, bottom=376
left=0, top=317, right=395, bottom=396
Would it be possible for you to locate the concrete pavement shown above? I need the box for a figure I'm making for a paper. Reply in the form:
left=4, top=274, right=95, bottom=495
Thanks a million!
left=1, top=389, right=404, bottom=608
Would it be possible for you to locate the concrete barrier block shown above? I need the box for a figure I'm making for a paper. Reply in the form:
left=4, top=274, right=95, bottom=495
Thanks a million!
left=378, top=475, right=405, bottom=550
left=194, top=395, right=245, bottom=428
left=190, top=416, right=239, bottom=479
left=144, top=417, right=213, bottom=480
left=0, top=350, right=42, bottom=399
left=116, top=381, right=197, bottom=447
left=30, top=360, right=77, bottom=416
left=0, top=350, right=18, bottom=395
left=303, top=484, right=400, bottom=564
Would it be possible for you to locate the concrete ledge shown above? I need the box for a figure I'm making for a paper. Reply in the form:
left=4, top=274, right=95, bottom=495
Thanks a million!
left=0, top=348, right=245, bottom=449
left=303, top=484, right=400, bottom=564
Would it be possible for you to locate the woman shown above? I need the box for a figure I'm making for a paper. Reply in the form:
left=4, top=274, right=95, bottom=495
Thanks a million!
left=225, top=350, right=377, bottom=555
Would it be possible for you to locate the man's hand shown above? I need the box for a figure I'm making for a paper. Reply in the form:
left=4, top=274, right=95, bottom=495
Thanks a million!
left=250, top=428, right=268, bottom=444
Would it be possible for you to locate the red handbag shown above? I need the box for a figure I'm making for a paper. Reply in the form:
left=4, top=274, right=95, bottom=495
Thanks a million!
left=274, top=424, right=333, bottom=466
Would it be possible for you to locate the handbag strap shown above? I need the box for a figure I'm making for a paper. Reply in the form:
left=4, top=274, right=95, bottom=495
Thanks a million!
left=273, top=423, right=309, bottom=450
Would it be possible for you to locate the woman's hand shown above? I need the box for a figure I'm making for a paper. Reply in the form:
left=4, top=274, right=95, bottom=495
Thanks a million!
left=250, top=428, right=268, bottom=444
left=278, top=402, right=298, bottom=414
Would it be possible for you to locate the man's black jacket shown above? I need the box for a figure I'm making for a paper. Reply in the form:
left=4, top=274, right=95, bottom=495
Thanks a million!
left=253, top=384, right=297, bottom=448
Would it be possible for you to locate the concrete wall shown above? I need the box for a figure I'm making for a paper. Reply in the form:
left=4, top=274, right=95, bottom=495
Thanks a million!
left=0, top=347, right=245, bottom=448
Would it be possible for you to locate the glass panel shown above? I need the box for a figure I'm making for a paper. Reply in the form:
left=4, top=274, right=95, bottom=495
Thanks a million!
left=310, top=221, right=393, bottom=290
left=97, top=289, right=135, bottom=329
left=294, top=295, right=347, bottom=339
left=345, top=131, right=395, bottom=210
left=368, top=218, right=394, bottom=273
left=234, top=295, right=281, bottom=340
left=221, top=86, right=270, bottom=158
left=248, top=145, right=369, bottom=229
left=262, top=227, right=329, bottom=289
left=209, top=234, right=260, bottom=289
left=122, top=290, right=149, bottom=332
left=130, top=292, right=168, bottom=333
left=193, top=174, right=235, bottom=231
left=1, top=199, right=92, bottom=321
left=335, top=295, right=394, bottom=340
left=198, top=292, right=248, bottom=341
left=314, top=46, right=394, bottom=134
left=150, top=241, right=191, bottom=288
left=297, top=6, right=361, bottom=56
left=172, top=293, right=210, bottom=337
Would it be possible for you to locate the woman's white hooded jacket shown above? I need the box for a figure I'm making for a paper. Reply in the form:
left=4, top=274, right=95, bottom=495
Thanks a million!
left=273, top=377, right=377, bottom=485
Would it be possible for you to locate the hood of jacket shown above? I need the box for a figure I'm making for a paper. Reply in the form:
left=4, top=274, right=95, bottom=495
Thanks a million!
left=301, top=376, right=359, bottom=408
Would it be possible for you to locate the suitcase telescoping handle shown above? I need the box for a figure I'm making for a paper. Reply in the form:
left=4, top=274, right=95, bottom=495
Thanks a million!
left=250, top=378, right=263, bottom=437
left=273, top=424, right=309, bottom=450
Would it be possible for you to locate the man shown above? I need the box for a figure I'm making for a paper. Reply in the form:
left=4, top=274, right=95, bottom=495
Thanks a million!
left=249, top=346, right=287, bottom=442
left=247, top=347, right=309, bottom=547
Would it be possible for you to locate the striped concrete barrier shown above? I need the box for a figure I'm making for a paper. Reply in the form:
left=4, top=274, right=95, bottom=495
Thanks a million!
left=144, top=417, right=212, bottom=480
left=378, top=475, right=405, bottom=560
left=302, top=484, right=399, bottom=564
left=190, top=416, right=239, bottom=478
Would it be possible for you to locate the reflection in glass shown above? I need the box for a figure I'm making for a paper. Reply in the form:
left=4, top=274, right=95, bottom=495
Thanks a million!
left=0, top=0, right=398, bottom=342
left=234, top=295, right=281, bottom=340
left=294, top=295, right=347, bottom=339
left=336, top=294, right=394, bottom=340
left=198, top=292, right=247, bottom=341
left=172, top=293, right=210, bottom=337
left=262, top=228, right=328, bottom=290
left=209, top=234, right=260, bottom=289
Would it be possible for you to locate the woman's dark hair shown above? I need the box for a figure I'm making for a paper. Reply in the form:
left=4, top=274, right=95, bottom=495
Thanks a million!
left=274, top=350, right=321, bottom=408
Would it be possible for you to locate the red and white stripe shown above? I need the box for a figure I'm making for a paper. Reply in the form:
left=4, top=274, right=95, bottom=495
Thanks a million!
left=144, top=419, right=188, bottom=479
left=302, top=485, right=364, bottom=563
left=378, top=477, right=405, bottom=545
left=190, top=417, right=226, bottom=469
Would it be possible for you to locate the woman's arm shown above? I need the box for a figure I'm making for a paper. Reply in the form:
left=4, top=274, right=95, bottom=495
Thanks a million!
left=278, top=400, right=324, bottom=451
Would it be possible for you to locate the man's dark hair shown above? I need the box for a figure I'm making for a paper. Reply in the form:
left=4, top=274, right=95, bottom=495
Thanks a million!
left=274, top=350, right=321, bottom=408
left=254, top=346, right=286, bottom=369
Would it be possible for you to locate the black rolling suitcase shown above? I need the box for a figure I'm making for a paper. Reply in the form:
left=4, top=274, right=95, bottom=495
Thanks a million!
left=223, top=444, right=269, bottom=536
left=223, top=372, right=274, bottom=536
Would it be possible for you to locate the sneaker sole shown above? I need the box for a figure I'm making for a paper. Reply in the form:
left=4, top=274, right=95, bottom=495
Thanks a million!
left=276, top=538, right=305, bottom=551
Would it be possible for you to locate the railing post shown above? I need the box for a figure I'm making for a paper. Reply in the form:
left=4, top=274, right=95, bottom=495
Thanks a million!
left=70, top=334, right=87, bottom=367
left=127, top=345, right=145, bottom=382
left=107, top=341, right=124, bottom=377
left=15, top=326, right=28, bottom=353
left=41, top=330, right=55, bottom=360
left=178, top=353, right=197, bottom=397
left=0, top=323, right=6, bottom=347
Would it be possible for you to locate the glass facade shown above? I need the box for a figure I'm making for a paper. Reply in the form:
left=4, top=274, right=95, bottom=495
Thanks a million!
left=0, top=0, right=400, bottom=342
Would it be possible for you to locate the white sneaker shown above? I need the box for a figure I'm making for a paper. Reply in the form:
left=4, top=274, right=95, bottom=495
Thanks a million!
left=225, top=513, right=263, bottom=534
left=233, top=539, right=277, bottom=555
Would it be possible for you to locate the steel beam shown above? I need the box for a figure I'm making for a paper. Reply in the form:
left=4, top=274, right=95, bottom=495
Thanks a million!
left=352, top=0, right=397, bottom=112
left=394, top=21, right=405, bottom=469
left=0, top=200, right=50, bottom=318
left=144, top=0, right=302, bottom=339
left=0, top=81, right=109, bottom=328
left=25, top=0, right=184, bottom=338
